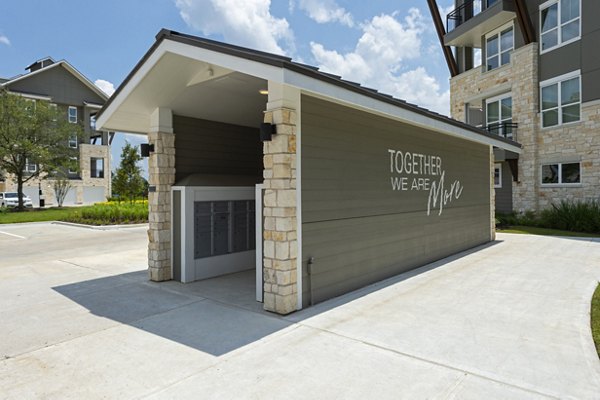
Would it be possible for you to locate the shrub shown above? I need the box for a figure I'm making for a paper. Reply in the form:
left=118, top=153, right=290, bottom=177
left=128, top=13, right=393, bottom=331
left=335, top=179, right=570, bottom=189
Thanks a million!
left=539, top=200, right=600, bottom=233
left=495, top=212, right=519, bottom=227
left=498, top=200, right=600, bottom=234
left=60, top=202, right=148, bottom=225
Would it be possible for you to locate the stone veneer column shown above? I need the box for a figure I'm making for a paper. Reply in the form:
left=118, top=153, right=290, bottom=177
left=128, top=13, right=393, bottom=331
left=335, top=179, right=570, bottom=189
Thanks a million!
left=262, top=103, right=299, bottom=315
left=510, top=43, right=539, bottom=212
left=490, top=146, right=496, bottom=241
left=147, top=108, right=175, bottom=282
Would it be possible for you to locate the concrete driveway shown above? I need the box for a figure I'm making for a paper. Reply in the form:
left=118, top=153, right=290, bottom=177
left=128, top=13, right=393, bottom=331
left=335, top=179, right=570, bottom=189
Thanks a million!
left=1, top=222, right=599, bottom=399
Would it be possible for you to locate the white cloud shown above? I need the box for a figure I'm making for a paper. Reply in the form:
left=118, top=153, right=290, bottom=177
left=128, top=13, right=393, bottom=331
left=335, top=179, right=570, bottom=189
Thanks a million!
left=94, top=79, right=115, bottom=96
left=310, top=8, right=450, bottom=115
left=387, top=67, right=450, bottom=116
left=0, top=35, right=10, bottom=46
left=297, top=0, right=353, bottom=27
left=122, top=133, right=146, bottom=143
left=310, top=42, right=370, bottom=81
left=174, top=0, right=294, bottom=55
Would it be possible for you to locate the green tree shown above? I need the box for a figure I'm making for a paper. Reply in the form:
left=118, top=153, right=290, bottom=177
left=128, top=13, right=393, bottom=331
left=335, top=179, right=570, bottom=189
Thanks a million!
left=0, top=89, right=81, bottom=209
left=112, top=142, right=145, bottom=203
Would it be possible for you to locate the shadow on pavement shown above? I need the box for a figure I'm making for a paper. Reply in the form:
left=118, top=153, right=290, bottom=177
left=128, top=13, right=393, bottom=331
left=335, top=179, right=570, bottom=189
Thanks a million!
left=53, top=240, right=501, bottom=356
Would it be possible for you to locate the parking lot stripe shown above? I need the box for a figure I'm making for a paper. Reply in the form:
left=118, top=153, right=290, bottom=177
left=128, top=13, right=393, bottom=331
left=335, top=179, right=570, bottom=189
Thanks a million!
left=0, top=230, right=26, bottom=239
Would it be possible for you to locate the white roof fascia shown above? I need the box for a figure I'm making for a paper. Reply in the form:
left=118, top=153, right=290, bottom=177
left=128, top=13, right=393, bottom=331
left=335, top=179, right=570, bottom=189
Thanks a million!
left=282, top=69, right=522, bottom=154
left=96, top=44, right=168, bottom=130
left=97, top=39, right=284, bottom=131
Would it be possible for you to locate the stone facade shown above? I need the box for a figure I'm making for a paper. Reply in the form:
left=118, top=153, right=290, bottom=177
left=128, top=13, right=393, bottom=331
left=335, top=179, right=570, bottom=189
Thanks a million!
left=2, top=143, right=111, bottom=205
left=536, top=101, right=600, bottom=209
left=147, top=130, right=175, bottom=282
left=451, top=42, right=600, bottom=212
left=262, top=107, right=298, bottom=315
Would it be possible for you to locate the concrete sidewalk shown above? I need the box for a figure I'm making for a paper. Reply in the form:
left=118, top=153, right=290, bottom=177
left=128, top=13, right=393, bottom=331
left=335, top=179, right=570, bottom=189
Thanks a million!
left=1, top=223, right=599, bottom=399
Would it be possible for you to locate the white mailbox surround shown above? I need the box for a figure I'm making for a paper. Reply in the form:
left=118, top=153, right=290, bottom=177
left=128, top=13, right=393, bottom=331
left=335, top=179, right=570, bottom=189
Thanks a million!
left=171, top=186, right=257, bottom=283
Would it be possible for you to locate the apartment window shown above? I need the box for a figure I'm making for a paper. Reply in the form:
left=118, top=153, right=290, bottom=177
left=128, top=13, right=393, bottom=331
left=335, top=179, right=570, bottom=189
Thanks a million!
left=90, top=158, right=104, bottom=178
left=23, top=159, right=37, bottom=173
left=485, top=25, right=513, bottom=71
left=68, top=133, right=78, bottom=148
left=540, top=71, right=580, bottom=128
left=90, top=115, right=96, bottom=131
left=68, top=157, right=78, bottom=175
left=486, top=94, right=513, bottom=139
left=541, top=162, right=580, bottom=185
left=494, top=164, right=502, bottom=188
left=540, top=0, right=580, bottom=52
left=68, top=106, right=77, bottom=123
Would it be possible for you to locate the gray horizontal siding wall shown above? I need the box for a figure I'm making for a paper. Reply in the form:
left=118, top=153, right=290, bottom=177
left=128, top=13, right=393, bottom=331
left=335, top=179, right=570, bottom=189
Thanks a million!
left=528, top=0, right=600, bottom=102
left=301, top=95, right=491, bottom=306
left=173, top=115, right=262, bottom=182
left=495, top=162, right=513, bottom=213
left=6, top=65, right=105, bottom=105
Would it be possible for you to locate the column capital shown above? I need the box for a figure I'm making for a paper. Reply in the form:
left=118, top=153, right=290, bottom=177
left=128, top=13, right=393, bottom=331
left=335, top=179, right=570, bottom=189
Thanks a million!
left=266, top=82, right=301, bottom=111
left=150, top=107, right=173, bottom=134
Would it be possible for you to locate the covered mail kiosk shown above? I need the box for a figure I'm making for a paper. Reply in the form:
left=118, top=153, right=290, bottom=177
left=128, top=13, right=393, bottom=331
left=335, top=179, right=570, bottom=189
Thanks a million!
left=171, top=174, right=259, bottom=284
left=97, top=30, right=522, bottom=315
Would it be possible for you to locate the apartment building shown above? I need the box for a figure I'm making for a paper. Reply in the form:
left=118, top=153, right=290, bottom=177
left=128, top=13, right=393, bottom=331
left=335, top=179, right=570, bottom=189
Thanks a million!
left=0, top=57, right=113, bottom=206
left=429, top=0, right=600, bottom=213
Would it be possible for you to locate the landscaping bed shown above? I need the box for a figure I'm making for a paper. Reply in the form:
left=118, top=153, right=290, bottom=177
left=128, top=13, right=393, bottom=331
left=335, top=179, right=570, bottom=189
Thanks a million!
left=496, top=200, right=600, bottom=238
left=0, top=201, right=148, bottom=225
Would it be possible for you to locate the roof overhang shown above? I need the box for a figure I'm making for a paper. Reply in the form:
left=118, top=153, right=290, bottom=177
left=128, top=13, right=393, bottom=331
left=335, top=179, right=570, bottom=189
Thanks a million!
left=97, top=30, right=522, bottom=154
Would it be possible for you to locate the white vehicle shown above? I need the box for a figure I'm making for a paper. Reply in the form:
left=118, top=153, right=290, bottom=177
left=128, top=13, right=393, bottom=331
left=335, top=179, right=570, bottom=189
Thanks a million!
left=0, top=192, right=33, bottom=208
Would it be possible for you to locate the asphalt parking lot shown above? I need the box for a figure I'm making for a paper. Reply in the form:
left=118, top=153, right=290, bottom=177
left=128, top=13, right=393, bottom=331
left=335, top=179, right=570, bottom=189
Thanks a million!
left=1, top=222, right=599, bottom=399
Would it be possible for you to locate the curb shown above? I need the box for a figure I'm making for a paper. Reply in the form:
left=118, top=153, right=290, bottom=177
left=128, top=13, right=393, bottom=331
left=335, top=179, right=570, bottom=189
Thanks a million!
left=51, top=221, right=149, bottom=231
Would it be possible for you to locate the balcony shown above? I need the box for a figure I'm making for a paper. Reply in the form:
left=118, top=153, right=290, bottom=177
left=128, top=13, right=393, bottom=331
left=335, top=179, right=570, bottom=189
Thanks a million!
left=486, top=122, right=518, bottom=141
left=445, top=0, right=516, bottom=47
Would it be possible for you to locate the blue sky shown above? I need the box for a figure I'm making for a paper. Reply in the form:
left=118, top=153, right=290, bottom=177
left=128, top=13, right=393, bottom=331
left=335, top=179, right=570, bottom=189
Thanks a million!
left=0, top=0, right=455, bottom=177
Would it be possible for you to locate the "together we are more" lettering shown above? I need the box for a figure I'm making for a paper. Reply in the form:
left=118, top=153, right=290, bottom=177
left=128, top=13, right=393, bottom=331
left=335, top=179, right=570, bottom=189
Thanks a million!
left=388, top=149, right=463, bottom=216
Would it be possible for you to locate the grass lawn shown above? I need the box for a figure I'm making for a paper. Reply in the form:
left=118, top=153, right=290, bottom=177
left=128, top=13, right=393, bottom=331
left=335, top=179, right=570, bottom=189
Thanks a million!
left=498, top=225, right=600, bottom=238
left=0, top=202, right=148, bottom=225
left=0, top=207, right=77, bottom=224
left=592, top=284, right=600, bottom=358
